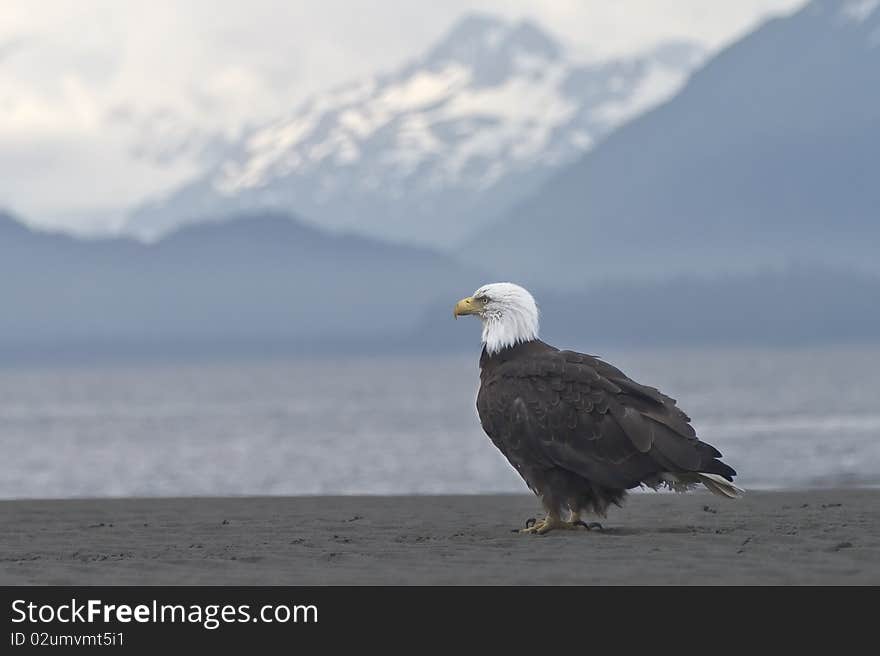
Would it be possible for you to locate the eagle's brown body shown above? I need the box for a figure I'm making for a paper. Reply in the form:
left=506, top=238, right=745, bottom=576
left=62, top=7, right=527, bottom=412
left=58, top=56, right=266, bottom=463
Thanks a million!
left=476, top=339, right=737, bottom=518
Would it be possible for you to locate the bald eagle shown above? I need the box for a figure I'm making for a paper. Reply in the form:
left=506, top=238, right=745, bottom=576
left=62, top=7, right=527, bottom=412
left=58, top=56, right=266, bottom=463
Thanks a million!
left=454, top=282, right=741, bottom=535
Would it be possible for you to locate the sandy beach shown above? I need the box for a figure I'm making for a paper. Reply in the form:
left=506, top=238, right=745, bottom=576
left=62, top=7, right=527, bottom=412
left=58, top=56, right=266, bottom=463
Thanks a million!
left=1, top=490, right=877, bottom=585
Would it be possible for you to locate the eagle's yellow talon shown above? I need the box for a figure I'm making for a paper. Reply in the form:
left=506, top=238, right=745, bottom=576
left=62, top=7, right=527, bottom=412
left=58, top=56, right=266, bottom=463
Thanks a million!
left=519, top=514, right=590, bottom=535
left=519, top=518, right=546, bottom=534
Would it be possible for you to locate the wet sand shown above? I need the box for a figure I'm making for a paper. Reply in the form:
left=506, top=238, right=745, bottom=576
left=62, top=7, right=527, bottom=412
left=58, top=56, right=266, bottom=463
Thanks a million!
left=1, top=490, right=877, bottom=585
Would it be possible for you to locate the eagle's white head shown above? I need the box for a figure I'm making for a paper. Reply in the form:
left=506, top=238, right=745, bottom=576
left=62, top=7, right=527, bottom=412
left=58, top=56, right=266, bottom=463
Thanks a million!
left=453, top=282, right=539, bottom=355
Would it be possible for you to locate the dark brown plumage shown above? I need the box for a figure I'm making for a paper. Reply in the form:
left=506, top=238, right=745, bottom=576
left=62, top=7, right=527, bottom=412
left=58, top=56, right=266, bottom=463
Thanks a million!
left=476, top=339, right=738, bottom=522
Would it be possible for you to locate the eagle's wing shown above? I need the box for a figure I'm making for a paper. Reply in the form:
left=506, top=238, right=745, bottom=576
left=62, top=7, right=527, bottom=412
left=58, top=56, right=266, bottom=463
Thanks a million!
left=477, top=349, right=734, bottom=489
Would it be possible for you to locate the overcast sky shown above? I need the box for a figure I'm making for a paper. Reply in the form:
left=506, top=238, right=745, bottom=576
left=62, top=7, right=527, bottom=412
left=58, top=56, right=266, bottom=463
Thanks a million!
left=0, top=0, right=805, bottom=232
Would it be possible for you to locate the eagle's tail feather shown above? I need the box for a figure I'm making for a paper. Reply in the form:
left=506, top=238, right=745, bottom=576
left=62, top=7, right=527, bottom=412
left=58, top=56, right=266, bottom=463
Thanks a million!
left=698, top=473, right=744, bottom=499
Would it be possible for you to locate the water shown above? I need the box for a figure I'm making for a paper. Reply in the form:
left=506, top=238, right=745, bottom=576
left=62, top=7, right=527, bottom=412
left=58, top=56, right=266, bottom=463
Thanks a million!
left=1, top=346, right=878, bottom=499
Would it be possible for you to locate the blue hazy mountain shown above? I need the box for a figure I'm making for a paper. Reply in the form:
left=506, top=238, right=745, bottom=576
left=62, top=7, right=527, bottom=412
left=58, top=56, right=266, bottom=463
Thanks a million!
left=0, top=210, right=481, bottom=361
left=2, top=208, right=878, bottom=360
left=467, top=0, right=880, bottom=288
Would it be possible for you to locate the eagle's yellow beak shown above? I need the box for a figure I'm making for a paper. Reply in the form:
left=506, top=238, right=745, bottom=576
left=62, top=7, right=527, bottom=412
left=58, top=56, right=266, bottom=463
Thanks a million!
left=453, top=296, right=479, bottom=319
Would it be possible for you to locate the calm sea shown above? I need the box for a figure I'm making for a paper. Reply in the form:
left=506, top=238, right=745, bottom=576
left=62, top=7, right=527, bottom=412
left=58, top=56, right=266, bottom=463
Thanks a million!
left=1, top=346, right=878, bottom=499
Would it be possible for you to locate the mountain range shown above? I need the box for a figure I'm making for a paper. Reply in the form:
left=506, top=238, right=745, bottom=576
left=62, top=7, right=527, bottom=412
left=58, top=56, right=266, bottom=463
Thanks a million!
left=2, top=207, right=878, bottom=362
left=3, top=1, right=880, bottom=360
left=124, top=14, right=703, bottom=247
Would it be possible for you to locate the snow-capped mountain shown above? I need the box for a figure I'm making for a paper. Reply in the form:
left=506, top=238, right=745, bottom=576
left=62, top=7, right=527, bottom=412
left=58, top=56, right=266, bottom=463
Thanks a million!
left=126, top=14, right=704, bottom=247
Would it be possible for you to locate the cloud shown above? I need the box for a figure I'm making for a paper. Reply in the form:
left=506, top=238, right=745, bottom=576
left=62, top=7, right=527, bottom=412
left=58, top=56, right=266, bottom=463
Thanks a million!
left=0, top=35, right=31, bottom=63
left=0, top=0, right=806, bottom=229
